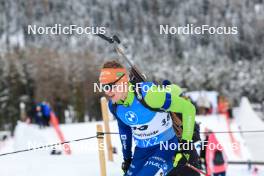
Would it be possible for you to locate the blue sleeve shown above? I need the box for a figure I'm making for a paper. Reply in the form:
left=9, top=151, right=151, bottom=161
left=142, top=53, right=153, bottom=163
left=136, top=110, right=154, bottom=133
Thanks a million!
left=41, top=104, right=51, bottom=117
left=108, top=101, right=132, bottom=160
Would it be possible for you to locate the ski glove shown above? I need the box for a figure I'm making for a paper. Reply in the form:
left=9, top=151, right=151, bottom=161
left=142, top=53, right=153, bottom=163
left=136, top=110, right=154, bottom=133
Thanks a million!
left=122, top=158, right=132, bottom=174
left=173, top=140, right=191, bottom=171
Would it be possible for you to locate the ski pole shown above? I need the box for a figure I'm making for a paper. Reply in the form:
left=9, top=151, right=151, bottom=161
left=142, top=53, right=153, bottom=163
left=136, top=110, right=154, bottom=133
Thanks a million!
left=186, top=163, right=208, bottom=176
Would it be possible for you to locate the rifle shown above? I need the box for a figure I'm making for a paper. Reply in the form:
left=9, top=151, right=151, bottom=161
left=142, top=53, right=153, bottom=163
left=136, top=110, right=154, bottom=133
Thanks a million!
left=96, top=34, right=146, bottom=84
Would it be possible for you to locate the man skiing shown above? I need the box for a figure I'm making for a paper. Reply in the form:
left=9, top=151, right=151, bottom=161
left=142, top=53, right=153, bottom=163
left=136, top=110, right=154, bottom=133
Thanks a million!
left=99, top=60, right=197, bottom=176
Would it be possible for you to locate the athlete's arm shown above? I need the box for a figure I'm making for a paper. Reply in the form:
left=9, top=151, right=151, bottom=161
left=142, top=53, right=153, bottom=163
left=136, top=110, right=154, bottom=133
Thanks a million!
left=116, top=118, right=133, bottom=160
left=108, top=102, right=132, bottom=160
left=144, top=83, right=196, bottom=141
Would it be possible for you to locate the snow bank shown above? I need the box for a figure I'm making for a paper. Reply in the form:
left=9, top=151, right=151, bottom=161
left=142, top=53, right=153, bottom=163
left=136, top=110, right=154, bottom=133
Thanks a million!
left=236, top=97, right=264, bottom=161
left=196, top=115, right=251, bottom=161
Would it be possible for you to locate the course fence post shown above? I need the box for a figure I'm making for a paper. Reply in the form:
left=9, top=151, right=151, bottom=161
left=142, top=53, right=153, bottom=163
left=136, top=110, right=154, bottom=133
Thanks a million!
left=97, top=124, right=107, bottom=176
left=100, top=97, right=114, bottom=161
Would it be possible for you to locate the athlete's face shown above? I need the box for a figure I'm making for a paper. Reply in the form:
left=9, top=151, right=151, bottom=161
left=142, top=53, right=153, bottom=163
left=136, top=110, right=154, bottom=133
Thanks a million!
left=104, top=82, right=128, bottom=103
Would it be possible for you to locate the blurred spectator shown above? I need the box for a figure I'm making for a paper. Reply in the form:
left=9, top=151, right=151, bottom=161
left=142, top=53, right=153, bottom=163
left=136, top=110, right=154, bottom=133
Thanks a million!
left=217, top=96, right=233, bottom=119
left=205, top=131, right=227, bottom=176
left=252, top=167, right=259, bottom=176
left=34, top=104, right=44, bottom=127
left=40, top=101, right=52, bottom=126
left=196, top=95, right=213, bottom=115
left=34, top=101, right=52, bottom=127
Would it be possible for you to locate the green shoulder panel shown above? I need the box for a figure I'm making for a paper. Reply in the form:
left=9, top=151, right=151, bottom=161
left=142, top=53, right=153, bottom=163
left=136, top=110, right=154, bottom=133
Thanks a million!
left=144, top=84, right=196, bottom=141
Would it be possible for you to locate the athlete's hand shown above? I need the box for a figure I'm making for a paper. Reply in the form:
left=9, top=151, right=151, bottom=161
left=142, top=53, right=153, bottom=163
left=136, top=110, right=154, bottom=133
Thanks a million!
left=122, top=158, right=132, bottom=174
left=173, top=140, right=191, bottom=171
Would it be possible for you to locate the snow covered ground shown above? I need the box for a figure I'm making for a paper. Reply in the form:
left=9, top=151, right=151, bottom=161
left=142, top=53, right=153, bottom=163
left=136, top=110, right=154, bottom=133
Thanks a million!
left=0, top=98, right=263, bottom=176
left=0, top=121, right=123, bottom=176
